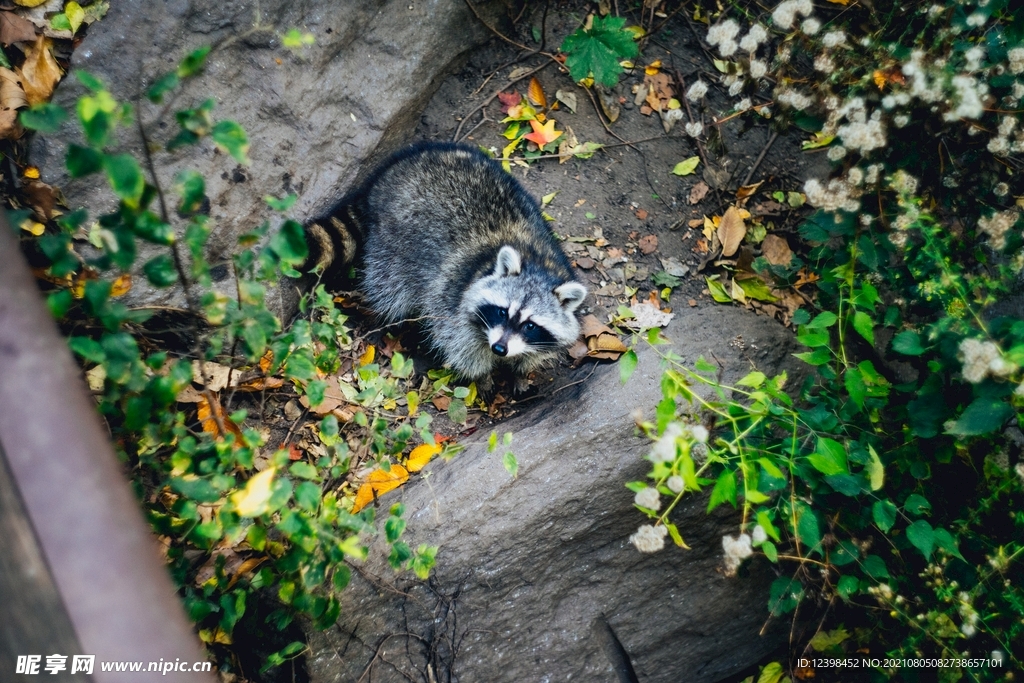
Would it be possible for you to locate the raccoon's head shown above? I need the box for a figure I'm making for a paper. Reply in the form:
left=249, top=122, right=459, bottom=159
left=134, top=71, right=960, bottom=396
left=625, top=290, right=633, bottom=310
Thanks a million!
left=466, top=245, right=587, bottom=360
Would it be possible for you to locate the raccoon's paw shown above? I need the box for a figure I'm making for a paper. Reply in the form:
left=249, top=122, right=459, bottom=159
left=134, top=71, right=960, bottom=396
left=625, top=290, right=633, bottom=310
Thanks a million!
left=513, top=375, right=532, bottom=394
left=475, top=374, right=495, bottom=396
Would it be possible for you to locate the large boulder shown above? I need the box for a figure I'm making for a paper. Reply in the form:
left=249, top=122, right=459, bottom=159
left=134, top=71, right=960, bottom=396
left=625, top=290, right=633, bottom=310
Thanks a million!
left=31, top=0, right=502, bottom=308
left=307, top=306, right=798, bottom=682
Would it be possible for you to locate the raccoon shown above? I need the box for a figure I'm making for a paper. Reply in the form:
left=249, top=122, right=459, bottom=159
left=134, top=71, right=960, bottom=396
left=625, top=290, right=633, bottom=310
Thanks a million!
left=305, top=142, right=588, bottom=391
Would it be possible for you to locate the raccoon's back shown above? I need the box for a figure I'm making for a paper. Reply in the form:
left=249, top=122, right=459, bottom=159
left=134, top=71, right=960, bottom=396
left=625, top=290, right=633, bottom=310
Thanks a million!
left=358, top=144, right=572, bottom=319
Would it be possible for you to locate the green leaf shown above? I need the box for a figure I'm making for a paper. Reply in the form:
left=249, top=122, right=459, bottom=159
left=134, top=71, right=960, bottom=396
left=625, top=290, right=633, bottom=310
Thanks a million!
left=212, top=120, right=250, bottom=164
left=177, top=46, right=212, bottom=78
left=809, top=628, right=850, bottom=653
left=170, top=475, right=222, bottom=504
left=866, top=445, right=884, bottom=491
left=20, top=103, right=68, bottom=133
left=672, top=156, right=700, bottom=176
left=294, top=481, right=321, bottom=512
left=933, top=527, right=964, bottom=560
left=290, top=462, right=319, bottom=480
left=906, top=519, right=935, bottom=561
left=102, top=153, right=145, bottom=205
left=66, top=144, right=103, bottom=177
left=756, top=661, right=784, bottom=683
left=807, top=437, right=848, bottom=475
left=707, top=470, right=737, bottom=512
left=806, top=312, right=838, bottom=328
left=793, top=348, right=832, bottom=366
left=559, top=15, right=639, bottom=86
left=68, top=336, right=105, bottom=363
left=836, top=575, right=859, bottom=600
left=50, top=13, right=71, bottom=31
left=147, top=72, right=180, bottom=103
left=844, top=368, right=866, bottom=410
left=863, top=554, right=889, bottom=579
left=265, top=194, right=298, bottom=212
left=174, top=170, right=206, bottom=215
left=796, top=329, right=830, bottom=348
left=502, top=451, right=518, bottom=478
left=620, top=349, right=638, bottom=384
left=873, top=499, right=897, bottom=532
left=796, top=505, right=822, bottom=553
left=706, top=275, right=732, bottom=303
left=142, top=255, right=178, bottom=287
left=904, top=493, right=931, bottom=516
left=946, top=397, right=1013, bottom=436
left=447, top=397, right=467, bottom=424
left=768, top=576, right=802, bottom=615
left=852, top=311, right=875, bottom=345
left=652, top=270, right=682, bottom=289
left=888, top=331, right=929, bottom=358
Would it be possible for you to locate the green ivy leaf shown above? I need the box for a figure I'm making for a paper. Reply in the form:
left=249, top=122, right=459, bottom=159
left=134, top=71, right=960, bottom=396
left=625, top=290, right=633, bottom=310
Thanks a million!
left=560, top=15, right=639, bottom=86
left=102, top=153, right=145, bottom=205
left=844, top=368, right=866, bottom=410
left=863, top=554, right=889, bottom=579
left=903, top=493, right=931, bottom=516
left=768, top=576, right=802, bottom=615
left=806, top=312, right=838, bottom=328
left=20, top=103, right=68, bottom=133
left=906, top=519, right=935, bottom=561
left=807, top=437, right=848, bottom=475
left=836, top=574, right=859, bottom=600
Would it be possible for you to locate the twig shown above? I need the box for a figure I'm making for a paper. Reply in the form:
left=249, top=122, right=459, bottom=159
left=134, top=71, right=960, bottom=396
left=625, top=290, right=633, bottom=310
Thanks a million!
left=463, top=0, right=530, bottom=51
left=742, top=130, right=779, bottom=187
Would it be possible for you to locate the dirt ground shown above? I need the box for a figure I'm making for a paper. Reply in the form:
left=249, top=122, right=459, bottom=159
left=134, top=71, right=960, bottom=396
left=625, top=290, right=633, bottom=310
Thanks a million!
left=397, top=2, right=823, bottom=418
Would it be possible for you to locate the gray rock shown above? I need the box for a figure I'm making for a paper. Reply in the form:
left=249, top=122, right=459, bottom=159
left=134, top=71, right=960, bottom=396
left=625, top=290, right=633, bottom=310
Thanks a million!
left=31, top=0, right=501, bottom=308
left=307, top=307, right=798, bottom=683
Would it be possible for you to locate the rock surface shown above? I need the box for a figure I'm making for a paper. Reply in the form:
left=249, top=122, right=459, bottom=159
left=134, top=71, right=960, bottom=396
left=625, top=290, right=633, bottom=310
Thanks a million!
left=31, top=0, right=501, bottom=308
left=307, top=307, right=799, bottom=683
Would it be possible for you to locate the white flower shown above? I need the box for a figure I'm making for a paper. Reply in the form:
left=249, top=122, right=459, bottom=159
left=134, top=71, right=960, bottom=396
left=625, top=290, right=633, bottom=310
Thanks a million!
left=838, top=117, right=886, bottom=155
left=649, top=423, right=683, bottom=463
left=966, top=46, right=985, bottom=70
left=1010, top=47, right=1024, bottom=74
left=977, top=210, right=1020, bottom=250
left=686, top=80, right=708, bottom=102
left=722, top=533, right=753, bottom=575
left=994, top=182, right=1009, bottom=197
left=735, top=97, right=752, bottom=111
left=1016, top=461, right=1024, bottom=484
left=776, top=88, right=813, bottom=110
left=814, top=53, right=836, bottom=74
left=772, top=1, right=797, bottom=30
left=634, top=487, right=662, bottom=510
left=685, top=121, right=704, bottom=138
left=630, top=524, right=668, bottom=553
left=707, top=19, right=740, bottom=47
left=891, top=169, right=918, bottom=195
left=827, top=145, right=847, bottom=161
left=793, top=0, right=813, bottom=15
left=988, top=136, right=1009, bottom=155
left=822, top=30, right=846, bottom=48
left=739, top=24, right=768, bottom=52
left=749, top=59, right=768, bottom=79
left=801, top=18, right=821, bottom=35
left=959, top=338, right=1014, bottom=383
left=728, top=79, right=744, bottom=96
left=691, top=425, right=709, bottom=443
left=894, top=114, right=910, bottom=128
left=718, top=39, right=738, bottom=57
left=752, top=525, right=768, bottom=545
left=966, top=12, right=986, bottom=27
left=667, top=475, right=684, bottom=493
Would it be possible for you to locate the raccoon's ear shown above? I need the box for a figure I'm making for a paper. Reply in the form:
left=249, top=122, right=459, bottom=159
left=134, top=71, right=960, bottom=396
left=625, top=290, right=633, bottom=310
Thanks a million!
left=554, top=282, right=587, bottom=312
left=494, top=245, right=522, bottom=277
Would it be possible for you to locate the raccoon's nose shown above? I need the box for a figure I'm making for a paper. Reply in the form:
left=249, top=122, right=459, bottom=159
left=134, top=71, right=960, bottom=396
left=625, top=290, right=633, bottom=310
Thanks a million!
left=491, top=342, right=508, bottom=357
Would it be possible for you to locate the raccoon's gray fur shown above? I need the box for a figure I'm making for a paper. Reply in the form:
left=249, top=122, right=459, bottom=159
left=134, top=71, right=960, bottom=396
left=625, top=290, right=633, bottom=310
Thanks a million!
left=306, top=142, right=587, bottom=388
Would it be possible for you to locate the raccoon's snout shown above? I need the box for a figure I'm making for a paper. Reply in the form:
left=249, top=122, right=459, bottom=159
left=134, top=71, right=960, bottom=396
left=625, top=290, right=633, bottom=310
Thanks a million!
left=491, top=342, right=508, bottom=357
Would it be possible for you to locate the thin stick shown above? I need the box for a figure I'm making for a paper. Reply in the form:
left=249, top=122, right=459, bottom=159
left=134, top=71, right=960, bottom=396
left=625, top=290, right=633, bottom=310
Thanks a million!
left=742, top=130, right=779, bottom=187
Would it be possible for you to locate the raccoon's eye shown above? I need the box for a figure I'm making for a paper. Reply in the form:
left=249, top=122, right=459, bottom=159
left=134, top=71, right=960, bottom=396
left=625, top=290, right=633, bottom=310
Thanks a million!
left=523, top=321, right=536, bottom=332
left=499, top=308, right=508, bottom=319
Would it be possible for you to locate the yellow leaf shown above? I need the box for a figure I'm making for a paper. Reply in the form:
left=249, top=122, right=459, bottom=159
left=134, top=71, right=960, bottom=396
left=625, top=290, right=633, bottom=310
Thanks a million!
left=407, top=443, right=442, bottom=472
left=873, top=69, right=887, bottom=90
left=527, top=76, right=547, bottom=108
left=66, top=1, right=86, bottom=33
left=23, top=166, right=40, bottom=179
left=672, top=156, right=700, bottom=176
left=231, top=467, right=277, bottom=517
left=623, top=25, right=646, bottom=39
left=17, top=36, right=63, bottom=107
left=644, top=59, right=662, bottom=75
left=406, top=391, right=419, bottom=416
left=827, top=0, right=851, bottom=4
left=736, top=181, right=763, bottom=200
left=12, top=0, right=49, bottom=6
left=802, top=132, right=836, bottom=151
left=702, top=215, right=717, bottom=240
left=358, top=344, right=375, bottom=366
left=718, top=205, right=747, bottom=257
left=666, top=98, right=681, bottom=110
left=352, top=465, right=409, bottom=512
left=20, top=219, right=44, bottom=235
left=110, top=273, right=132, bottom=297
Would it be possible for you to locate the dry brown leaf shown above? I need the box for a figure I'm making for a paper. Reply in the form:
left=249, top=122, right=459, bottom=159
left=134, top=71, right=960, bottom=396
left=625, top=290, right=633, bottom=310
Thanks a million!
left=558, top=124, right=580, bottom=165
left=688, top=181, right=710, bottom=205
left=352, top=465, right=409, bottom=513
left=579, top=314, right=612, bottom=338
left=299, top=380, right=347, bottom=415
left=17, top=35, right=62, bottom=106
left=22, top=179, right=60, bottom=220
left=576, top=256, right=595, bottom=269
left=718, top=206, right=747, bottom=257
left=176, top=385, right=204, bottom=403
left=0, top=11, right=37, bottom=46
left=0, top=108, right=19, bottom=139
left=735, top=181, right=763, bottom=200
left=687, top=217, right=703, bottom=228
left=192, top=360, right=234, bottom=392
left=635, top=208, right=649, bottom=220
left=597, top=85, right=620, bottom=123
left=198, top=395, right=243, bottom=440
left=638, top=234, right=658, bottom=254
left=0, top=66, right=27, bottom=109
left=527, top=76, right=547, bottom=108
left=761, top=234, right=793, bottom=266
left=226, top=557, right=268, bottom=589
left=431, top=395, right=451, bottom=411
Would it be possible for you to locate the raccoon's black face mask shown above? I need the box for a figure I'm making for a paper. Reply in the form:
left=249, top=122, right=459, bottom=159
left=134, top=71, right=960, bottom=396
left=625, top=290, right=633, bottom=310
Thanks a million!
left=468, top=246, right=587, bottom=358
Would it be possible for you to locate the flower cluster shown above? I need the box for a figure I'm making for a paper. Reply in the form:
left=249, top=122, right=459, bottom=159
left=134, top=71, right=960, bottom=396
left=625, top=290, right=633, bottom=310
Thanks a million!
left=630, top=524, right=668, bottom=553
left=959, top=338, right=1015, bottom=384
left=722, top=533, right=753, bottom=576
left=771, top=0, right=813, bottom=31
left=976, top=209, right=1020, bottom=250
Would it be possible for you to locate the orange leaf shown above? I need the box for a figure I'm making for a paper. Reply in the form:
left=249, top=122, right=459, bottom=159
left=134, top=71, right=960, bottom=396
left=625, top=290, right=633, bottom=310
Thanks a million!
left=523, top=118, right=563, bottom=146
left=644, top=59, right=662, bottom=75
left=406, top=442, right=442, bottom=472
left=110, top=273, right=132, bottom=297
left=258, top=350, right=274, bottom=373
left=527, top=76, right=547, bottom=108
left=197, top=395, right=243, bottom=441
left=358, top=344, right=375, bottom=366
left=352, top=465, right=410, bottom=512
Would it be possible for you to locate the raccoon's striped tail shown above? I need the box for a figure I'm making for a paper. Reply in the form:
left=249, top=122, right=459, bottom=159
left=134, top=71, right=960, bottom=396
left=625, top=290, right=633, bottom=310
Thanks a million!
left=303, top=205, right=365, bottom=280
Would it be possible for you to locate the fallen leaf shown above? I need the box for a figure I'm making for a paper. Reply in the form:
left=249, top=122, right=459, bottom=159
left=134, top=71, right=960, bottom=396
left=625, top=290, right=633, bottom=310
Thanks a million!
left=624, top=301, right=674, bottom=330
left=508, top=66, right=533, bottom=80
left=407, top=443, right=442, bottom=472
left=644, top=59, right=662, bottom=75
left=198, top=395, right=244, bottom=440
left=554, top=89, right=577, bottom=113
left=524, top=118, right=562, bottom=146
left=672, top=156, right=700, bottom=176
left=802, top=132, right=836, bottom=151
left=659, top=256, right=689, bottom=277
left=431, top=395, right=451, bottom=411
left=636, top=208, right=649, bottom=220
left=688, top=181, right=710, bottom=204
left=299, top=379, right=348, bottom=415
left=558, top=124, right=579, bottom=164
left=576, top=256, right=595, bottom=269
left=0, top=11, right=37, bottom=46
left=358, top=344, right=375, bottom=366
left=12, top=0, right=49, bottom=7
left=232, top=468, right=276, bottom=517
left=176, top=385, right=204, bottom=403
left=110, top=273, right=132, bottom=297
left=352, top=465, right=409, bottom=512
left=639, top=234, right=658, bottom=254
left=596, top=85, right=620, bottom=123
left=498, top=90, right=521, bottom=113
left=761, top=234, right=793, bottom=266
left=735, top=275, right=779, bottom=302
left=22, top=179, right=60, bottom=220
left=736, top=181, right=763, bottom=200
left=192, top=360, right=235, bottom=392
left=687, top=217, right=703, bottom=228
left=16, top=35, right=63, bottom=106
left=527, top=76, right=547, bottom=108
left=718, top=206, right=747, bottom=257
